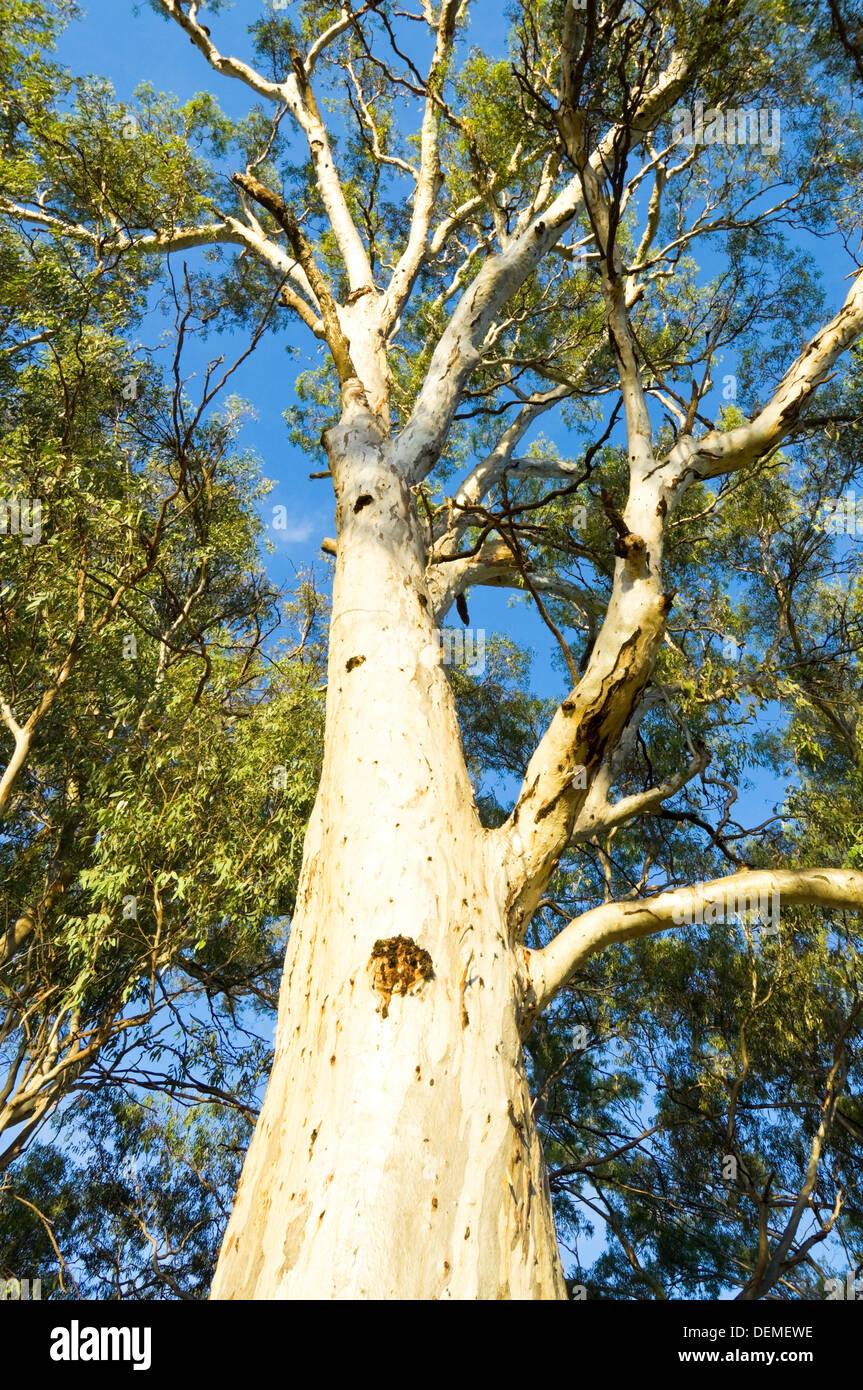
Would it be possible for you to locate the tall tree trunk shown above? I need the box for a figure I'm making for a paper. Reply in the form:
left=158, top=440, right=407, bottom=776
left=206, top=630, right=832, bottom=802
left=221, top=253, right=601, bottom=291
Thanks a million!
left=211, top=397, right=567, bottom=1299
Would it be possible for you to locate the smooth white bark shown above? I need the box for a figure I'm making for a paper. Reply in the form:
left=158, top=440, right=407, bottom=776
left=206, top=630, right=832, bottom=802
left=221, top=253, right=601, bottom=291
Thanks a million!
left=210, top=407, right=567, bottom=1299
left=525, top=869, right=863, bottom=1024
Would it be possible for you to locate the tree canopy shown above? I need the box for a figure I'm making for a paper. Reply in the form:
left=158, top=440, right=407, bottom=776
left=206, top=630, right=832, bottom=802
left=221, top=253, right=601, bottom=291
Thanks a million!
left=3, top=0, right=863, bottom=1300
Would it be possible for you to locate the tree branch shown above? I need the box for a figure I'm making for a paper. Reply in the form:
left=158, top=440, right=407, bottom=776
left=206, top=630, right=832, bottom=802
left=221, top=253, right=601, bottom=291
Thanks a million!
left=153, top=0, right=374, bottom=292
left=665, top=271, right=863, bottom=484
left=571, top=745, right=709, bottom=841
left=524, top=869, right=863, bottom=1025
left=391, top=48, right=692, bottom=482
left=381, top=0, right=463, bottom=336
left=231, top=172, right=355, bottom=382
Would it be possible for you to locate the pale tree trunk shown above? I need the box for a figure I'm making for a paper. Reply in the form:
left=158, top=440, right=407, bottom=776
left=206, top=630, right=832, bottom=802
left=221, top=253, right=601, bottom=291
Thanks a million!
left=210, top=390, right=567, bottom=1300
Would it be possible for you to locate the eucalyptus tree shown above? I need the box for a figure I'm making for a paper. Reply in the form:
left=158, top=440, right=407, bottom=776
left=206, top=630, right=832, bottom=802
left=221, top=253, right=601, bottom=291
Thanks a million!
left=0, top=310, right=325, bottom=1174
left=0, top=9, right=326, bottom=1173
left=6, top=0, right=863, bottom=1298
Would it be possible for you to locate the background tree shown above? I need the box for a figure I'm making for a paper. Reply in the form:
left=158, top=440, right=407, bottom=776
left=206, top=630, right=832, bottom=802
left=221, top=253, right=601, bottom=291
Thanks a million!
left=0, top=1, right=325, bottom=1219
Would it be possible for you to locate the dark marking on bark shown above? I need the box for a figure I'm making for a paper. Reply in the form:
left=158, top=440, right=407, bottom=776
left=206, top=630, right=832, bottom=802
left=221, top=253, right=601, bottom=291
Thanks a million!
left=656, top=497, right=668, bottom=517
left=309, top=1127, right=319, bottom=1158
left=459, top=952, right=473, bottom=1028
left=534, top=778, right=581, bottom=823
left=368, top=935, right=434, bottom=1018
left=354, top=493, right=373, bottom=513
left=519, top=775, right=541, bottom=818
left=528, top=626, right=652, bottom=831
left=418, top=593, right=428, bottom=608
left=613, top=532, right=646, bottom=563
left=345, top=654, right=365, bottom=672
left=431, top=1195, right=438, bottom=1210
left=507, top=1100, right=525, bottom=1135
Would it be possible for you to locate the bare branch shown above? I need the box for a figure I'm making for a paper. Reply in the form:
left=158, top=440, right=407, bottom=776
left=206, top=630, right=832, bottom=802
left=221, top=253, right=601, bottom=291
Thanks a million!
left=231, top=172, right=355, bottom=382
left=391, top=49, right=692, bottom=482
left=666, top=271, right=863, bottom=483
left=381, top=0, right=463, bottom=336
left=572, top=745, right=709, bottom=841
left=153, top=0, right=374, bottom=291
left=525, top=869, right=863, bottom=1023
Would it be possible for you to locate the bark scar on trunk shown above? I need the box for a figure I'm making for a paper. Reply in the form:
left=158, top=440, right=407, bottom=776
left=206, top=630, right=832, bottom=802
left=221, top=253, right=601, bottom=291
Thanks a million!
left=368, top=936, right=434, bottom=1018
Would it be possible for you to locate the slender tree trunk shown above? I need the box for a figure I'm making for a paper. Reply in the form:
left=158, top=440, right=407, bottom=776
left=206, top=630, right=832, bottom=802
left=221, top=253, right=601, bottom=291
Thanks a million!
left=210, top=399, right=566, bottom=1299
